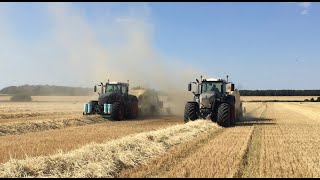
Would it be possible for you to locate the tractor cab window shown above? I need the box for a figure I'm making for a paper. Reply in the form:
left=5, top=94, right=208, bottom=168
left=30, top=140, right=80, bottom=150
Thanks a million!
left=106, top=84, right=122, bottom=93
left=122, top=85, right=128, bottom=94
left=202, top=82, right=222, bottom=93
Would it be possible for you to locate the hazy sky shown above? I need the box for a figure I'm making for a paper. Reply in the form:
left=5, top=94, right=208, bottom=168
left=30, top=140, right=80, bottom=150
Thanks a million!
left=0, top=2, right=319, bottom=90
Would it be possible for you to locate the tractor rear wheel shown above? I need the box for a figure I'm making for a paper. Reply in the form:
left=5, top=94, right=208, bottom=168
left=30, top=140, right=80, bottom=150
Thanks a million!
left=217, top=103, right=231, bottom=127
left=184, top=102, right=199, bottom=123
left=129, top=101, right=139, bottom=119
left=111, top=102, right=124, bottom=121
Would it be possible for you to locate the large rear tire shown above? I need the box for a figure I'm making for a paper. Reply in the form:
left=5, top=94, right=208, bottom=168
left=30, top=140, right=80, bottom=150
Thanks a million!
left=129, top=101, right=139, bottom=119
left=111, top=102, right=124, bottom=121
left=125, top=96, right=139, bottom=119
left=217, top=103, right=231, bottom=127
left=184, top=102, right=199, bottom=123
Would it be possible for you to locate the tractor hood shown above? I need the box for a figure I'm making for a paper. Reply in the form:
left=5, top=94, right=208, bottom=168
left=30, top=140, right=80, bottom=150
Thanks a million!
left=200, top=92, right=218, bottom=108
left=98, top=92, right=122, bottom=105
left=200, top=92, right=216, bottom=101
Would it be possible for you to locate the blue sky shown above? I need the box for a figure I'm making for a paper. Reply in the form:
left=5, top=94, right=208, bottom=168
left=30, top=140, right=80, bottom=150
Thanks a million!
left=0, top=2, right=319, bottom=90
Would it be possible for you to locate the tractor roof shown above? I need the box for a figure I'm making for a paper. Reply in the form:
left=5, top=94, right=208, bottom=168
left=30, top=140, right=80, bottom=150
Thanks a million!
left=108, top=82, right=129, bottom=85
left=204, top=78, right=226, bottom=82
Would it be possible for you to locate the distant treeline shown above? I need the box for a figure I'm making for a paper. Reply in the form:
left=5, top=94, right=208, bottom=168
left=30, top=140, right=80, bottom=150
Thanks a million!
left=247, top=98, right=320, bottom=102
left=1, top=85, right=320, bottom=97
left=239, top=90, right=320, bottom=96
left=0, top=85, right=93, bottom=96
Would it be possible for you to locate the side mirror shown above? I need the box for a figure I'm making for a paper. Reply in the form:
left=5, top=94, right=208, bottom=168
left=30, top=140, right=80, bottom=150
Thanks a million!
left=231, top=84, right=235, bottom=91
left=188, top=83, right=192, bottom=91
left=94, top=85, right=97, bottom=92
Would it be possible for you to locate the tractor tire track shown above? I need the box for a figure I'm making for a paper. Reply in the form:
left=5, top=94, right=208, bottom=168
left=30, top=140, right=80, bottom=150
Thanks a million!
left=238, top=102, right=272, bottom=177
left=121, top=123, right=254, bottom=177
left=119, top=126, right=226, bottom=178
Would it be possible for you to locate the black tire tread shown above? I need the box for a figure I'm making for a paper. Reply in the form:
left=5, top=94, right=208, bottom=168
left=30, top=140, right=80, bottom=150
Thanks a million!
left=129, top=101, right=138, bottom=119
left=217, top=103, right=231, bottom=127
left=184, top=102, right=199, bottom=123
left=111, top=102, right=122, bottom=120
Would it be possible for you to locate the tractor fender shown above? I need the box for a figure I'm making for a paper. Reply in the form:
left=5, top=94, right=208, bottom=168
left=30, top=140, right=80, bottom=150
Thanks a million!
left=187, top=101, right=199, bottom=107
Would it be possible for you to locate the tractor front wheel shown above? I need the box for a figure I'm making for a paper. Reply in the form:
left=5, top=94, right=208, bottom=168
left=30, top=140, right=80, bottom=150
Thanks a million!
left=217, top=103, right=231, bottom=127
left=184, top=102, right=199, bottom=123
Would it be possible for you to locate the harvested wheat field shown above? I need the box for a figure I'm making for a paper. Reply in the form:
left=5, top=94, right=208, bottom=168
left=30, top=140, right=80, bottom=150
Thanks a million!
left=0, top=100, right=320, bottom=177
left=0, top=96, right=95, bottom=102
left=0, top=101, right=102, bottom=136
left=241, top=96, right=318, bottom=101
left=0, top=96, right=11, bottom=102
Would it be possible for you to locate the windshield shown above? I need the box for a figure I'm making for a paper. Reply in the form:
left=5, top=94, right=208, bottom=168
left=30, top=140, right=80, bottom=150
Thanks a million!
left=106, top=84, right=122, bottom=93
left=201, top=82, right=222, bottom=93
left=105, top=84, right=128, bottom=93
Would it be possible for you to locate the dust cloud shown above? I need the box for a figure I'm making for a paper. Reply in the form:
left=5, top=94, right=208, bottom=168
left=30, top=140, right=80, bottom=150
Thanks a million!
left=1, top=3, right=208, bottom=116
left=45, top=3, right=210, bottom=116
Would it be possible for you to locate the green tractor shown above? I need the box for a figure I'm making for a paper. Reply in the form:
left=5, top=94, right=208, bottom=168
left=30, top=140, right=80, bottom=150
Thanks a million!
left=83, top=80, right=138, bottom=120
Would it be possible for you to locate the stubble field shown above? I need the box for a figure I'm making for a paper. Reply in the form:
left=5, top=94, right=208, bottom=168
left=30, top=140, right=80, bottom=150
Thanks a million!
left=0, top=96, right=319, bottom=177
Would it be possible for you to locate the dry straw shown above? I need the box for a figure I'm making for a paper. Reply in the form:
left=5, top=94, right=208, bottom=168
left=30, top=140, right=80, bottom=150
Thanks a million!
left=0, top=116, right=103, bottom=136
left=0, top=119, right=221, bottom=178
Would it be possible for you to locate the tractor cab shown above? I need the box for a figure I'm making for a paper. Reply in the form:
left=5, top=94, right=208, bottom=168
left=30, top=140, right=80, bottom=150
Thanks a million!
left=185, top=75, right=241, bottom=127
left=84, top=79, right=139, bottom=120
left=94, top=81, right=129, bottom=95
left=201, top=78, right=225, bottom=95
left=201, top=78, right=234, bottom=94
left=104, top=82, right=128, bottom=94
